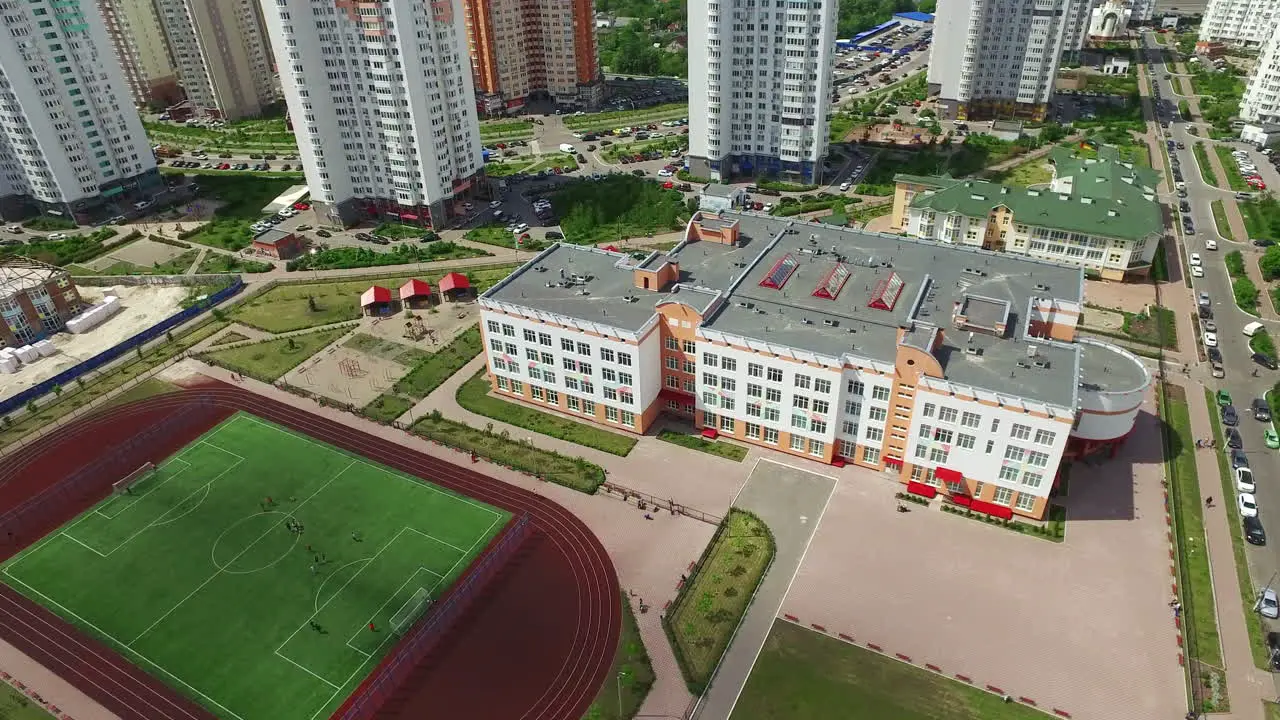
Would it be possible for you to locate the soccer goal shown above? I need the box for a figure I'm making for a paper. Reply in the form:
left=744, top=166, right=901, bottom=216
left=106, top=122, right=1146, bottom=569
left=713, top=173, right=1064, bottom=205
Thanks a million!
left=389, top=587, right=432, bottom=636
left=112, top=462, right=157, bottom=496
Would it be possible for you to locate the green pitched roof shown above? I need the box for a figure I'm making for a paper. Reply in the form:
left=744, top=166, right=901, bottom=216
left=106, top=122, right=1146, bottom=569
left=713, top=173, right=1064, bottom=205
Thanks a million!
left=902, top=146, right=1162, bottom=241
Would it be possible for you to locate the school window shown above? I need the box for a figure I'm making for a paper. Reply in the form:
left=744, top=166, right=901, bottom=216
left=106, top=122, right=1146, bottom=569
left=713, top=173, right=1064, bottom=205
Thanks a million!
left=768, top=367, right=783, bottom=382
left=721, top=357, right=735, bottom=371
left=972, top=481, right=985, bottom=498
left=567, top=377, right=581, bottom=391
left=845, top=400, right=861, bottom=416
left=862, top=447, right=881, bottom=464
left=490, top=339, right=503, bottom=352
left=497, top=376, right=509, bottom=390
left=704, top=411, right=718, bottom=427
left=502, top=324, right=515, bottom=337
left=577, top=342, right=591, bottom=356
left=541, top=352, right=553, bottom=365
left=580, top=363, right=593, bottom=376
left=526, top=349, right=539, bottom=361
left=510, top=380, right=523, bottom=393
left=666, top=357, right=679, bottom=370
left=523, top=329, right=537, bottom=342
left=665, top=336, right=678, bottom=350
left=582, top=399, right=596, bottom=414
left=928, top=447, right=948, bottom=463
left=814, top=378, right=831, bottom=394
left=684, top=379, right=696, bottom=393
left=790, top=435, right=805, bottom=451
left=990, top=418, right=1000, bottom=432
left=683, top=360, right=696, bottom=373
left=618, top=352, right=632, bottom=366
left=914, top=444, right=928, bottom=459
left=922, top=402, right=936, bottom=417
left=986, top=439, right=995, bottom=454
left=600, top=348, right=615, bottom=362
left=865, top=427, right=884, bottom=442
left=721, top=378, right=735, bottom=392
left=999, top=466, right=1019, bottom=481
left=793, top=396, right=810, bottom=410
left=529, top=367, right=543, bottom=381
left=838, top=439, right=857, bottom=457
left=791, top=414, right=808, bottom=430
left=811, top=419, right=827, bottom=434
left=747, top=403, right=762, bottom=417
left=563, top=358, right=578, bottom=372
left=1026, top=451, right=1050, bottom=468
left=567, top=396, right=580, bottom=411
left=538, top=332, right=551, bottom=346
left=993, top=487, right=1013, bottom=506
left=621, top=410, right=635, bottom=425
left=606, top=406, right=619, bottom=422
left=531, top=386, right=544, bottom=400
left=747, top=383, right=763, bottom=398
left=764, top=407, right=780, bottom=421
left=602, top=368, right=618, bottom=382
left=703, top=391, right=718, bottom=406
left=487, top=320, right=500, bottom=334
left=605, top=388, right=618, bottom=401
left=1014, top=493, right=1037, bottom=511
left=960, top=411, right=980, bottom=428
left=720, top=415, right=734, bottom=432
left=562, top=338, right=574, bottom=351
left=682, top=340, right=696, bottom=353
left=764, top=427, right=779, bottom=444
left=811, top=399, right=828, bottom=415
left=848, top=380, right=864, bottom=395
left=546, top=390, right=559, bottom=404
left=868, top=407, right=887, bottom=422
left=938, top=406, right=957, bottom=423
left=920, top=426, right=935, bottom=441
left=745, top=423, right=761, bottom=439
left=1004, top=446, right=1025, bottom=462
left=794, top=374, right=812, bottom=390
left=1021, top=471, right=1044, bottom=489
left=703, top=373, right=718, bottom=387
left=703, top=352, right=719, bottom=367
left=957, top=433, right=976, bottom=450
left=748, top=362, right=763, bottom=377
left=1011, top=423, right=1032, bottom=440
left=762, top=388, right=779, bottom=403
left=1034, top=429, right=1056, bottom=446
left=721, top=397, right=734, bottom=411
left=842, top=420, right=857, bottom=435
left=810, top=439, right=825, bottom=456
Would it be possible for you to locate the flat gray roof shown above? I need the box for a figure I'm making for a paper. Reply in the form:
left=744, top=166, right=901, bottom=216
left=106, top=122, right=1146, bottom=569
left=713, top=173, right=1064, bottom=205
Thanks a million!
left=1078, top=340, right=1149, bottom=394
left=703, top=183, right=739, bottom=198
left=253, top=228, right=293, bottom=245
left=485, top=212, right=1104, bottom=407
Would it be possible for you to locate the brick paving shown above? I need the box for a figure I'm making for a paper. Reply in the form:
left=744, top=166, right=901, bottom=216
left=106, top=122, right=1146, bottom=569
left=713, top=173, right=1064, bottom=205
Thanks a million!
left=777, top=390, right=1185, bottom=720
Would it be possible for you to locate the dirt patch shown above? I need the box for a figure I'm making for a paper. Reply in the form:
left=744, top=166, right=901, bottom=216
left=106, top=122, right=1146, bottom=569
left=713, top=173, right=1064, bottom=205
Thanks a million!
left=0, top=285, right=189, bottom=403
left=359, top=302, right=478, bottom=351
left=1083, top=306, right=1126, bottom=331
left=100, top=238, right=189, bottom=268
left=1084, top=278, right=1156, bottom=314
left=282, top=344, right=404, bottom=407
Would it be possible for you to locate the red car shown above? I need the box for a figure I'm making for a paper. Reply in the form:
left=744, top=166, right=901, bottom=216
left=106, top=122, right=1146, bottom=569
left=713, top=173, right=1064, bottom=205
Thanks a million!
left=293, top=202, right=311, bottom=210
left=662, top=181, right=674, bottom=189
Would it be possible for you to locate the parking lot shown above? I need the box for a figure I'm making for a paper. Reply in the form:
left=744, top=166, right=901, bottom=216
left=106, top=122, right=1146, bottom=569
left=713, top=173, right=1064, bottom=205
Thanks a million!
left=832, top=24, right=932, bottom=103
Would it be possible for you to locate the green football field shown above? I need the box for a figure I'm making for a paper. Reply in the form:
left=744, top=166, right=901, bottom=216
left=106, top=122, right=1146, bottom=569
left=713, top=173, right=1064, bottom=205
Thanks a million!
left=1, top=412, right=509, bottom=720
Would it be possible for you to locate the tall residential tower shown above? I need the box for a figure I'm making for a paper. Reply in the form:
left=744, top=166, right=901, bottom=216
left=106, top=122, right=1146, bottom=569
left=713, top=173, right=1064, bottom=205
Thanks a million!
left=155, top=0, right=277, bottom=120
left=0, top=0, right=160, bottom=222
left=929, top=0, right=1081, bottom=121
left=463, top=0, right=603, bottom=113
left=260, top=0, right=484, bottom=228
left=1200, top=0, right=1280, bottom=46
left=687, top=0, right=838, bottom=184
left=96, top=0, right=182, bottom=108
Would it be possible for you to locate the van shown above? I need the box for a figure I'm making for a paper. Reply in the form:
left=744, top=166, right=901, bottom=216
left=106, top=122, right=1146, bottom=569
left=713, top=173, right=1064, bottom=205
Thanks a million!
left=559, top=143, right=575, bottom=154
left=1244, top=321, right=1266, bottom=337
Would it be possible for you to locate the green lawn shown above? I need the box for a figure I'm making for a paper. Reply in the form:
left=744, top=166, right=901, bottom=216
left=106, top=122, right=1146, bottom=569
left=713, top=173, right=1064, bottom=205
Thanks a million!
left=1204, top=387, right=1272, bottom=671
left=731, top=621, right=1047, bottom=720
left=201, top=326, right=349, bottom=382
left=456, top=371, right=637, bottom=456
left=583, top=593, right=654, bottom=720
left=103, top=378, right=180, bottom=410
left=563, top=104, right=688, bottom=131
left=1243, top=195, right=1280, bottom=242
left=1121, top=305, right=1178, bottom=348
left=0, top=683, right=55, bottom=720
left=1, top=413, right=508, bottom=720
left=361, top=326, right=484, bottom=422
left=1194, top=142, right=1220, bottom=186
left=69, top=248, right=200, bottom=277
left=185, top=176, right=299, bottom=251
left=230, top=265, right=517, bottom=333
left=343, top=333, right=431, bottom=366
left=464, top=224, right=547, bottom=250
left=479, top=120, right=534, bottom=140
left=1215, top=145, right=1251, bottom=191
left=372, top=223, right=426, bottom=239
left=1213, top=200, right=1236, bottom=241
left=195, top=253, right=274, bottom=274
left=665, top=509, right=774, bottom=694
left=286, top=242, right=492, bottom=272
left=1159, top=385, right=1226, bottom=712
left=657, top=430, right=748, bottom=461
left=986, top=158, right=1053, bottom=186
left=554, top=175, right=688, bottom=245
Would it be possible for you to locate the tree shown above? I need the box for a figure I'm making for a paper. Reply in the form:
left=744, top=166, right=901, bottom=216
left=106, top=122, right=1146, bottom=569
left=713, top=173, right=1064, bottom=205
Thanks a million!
left=52, top=384, right=62, bottom=398
left=307, top=295, right=320, bottom=312
left=1261, top=245, right=1280, bottom=281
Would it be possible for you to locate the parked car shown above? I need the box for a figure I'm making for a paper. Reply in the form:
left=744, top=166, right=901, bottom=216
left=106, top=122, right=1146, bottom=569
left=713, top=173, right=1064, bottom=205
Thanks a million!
left=1238, top=466, right=1257, bottom=493
left=1266, top=630, right=1280, bottom=668
left=1232, top=448, right=1251, bottom=469
left=1247, top=515, right=1268, bottom=546
left=1223, top=404, right=1239, bottom=426
left=315, top=229, right=332, bottom=238
left=1239, top=492, right=1260, bottom=518
left=1254, top=398, right=1273, bottom=420
left=1203, top=331, right=1218, bottom=347
left=1255, top=353, right=1278, bottom=371
left=1226, top=427, right=1244, bottom=449
left=1262, top=588, right=1280, bottom=618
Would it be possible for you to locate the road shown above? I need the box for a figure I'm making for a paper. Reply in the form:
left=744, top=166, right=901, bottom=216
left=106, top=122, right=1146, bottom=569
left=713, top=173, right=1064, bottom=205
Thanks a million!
left=1143, top=30, right=1280, bottom=684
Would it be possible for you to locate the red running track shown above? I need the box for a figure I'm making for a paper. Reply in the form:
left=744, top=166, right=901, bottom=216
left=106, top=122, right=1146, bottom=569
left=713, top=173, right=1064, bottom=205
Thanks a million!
left=0, top=383, right=621, bottom=720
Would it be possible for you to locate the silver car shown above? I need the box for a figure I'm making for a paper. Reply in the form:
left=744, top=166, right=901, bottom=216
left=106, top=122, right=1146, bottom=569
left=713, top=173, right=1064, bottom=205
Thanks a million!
left=1260, top=587, right=1279, bottom=619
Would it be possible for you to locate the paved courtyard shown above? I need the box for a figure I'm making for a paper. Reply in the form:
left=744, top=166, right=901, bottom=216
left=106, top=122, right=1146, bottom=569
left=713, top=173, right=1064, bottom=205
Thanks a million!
left=777, top=391, right=1185, bottom=720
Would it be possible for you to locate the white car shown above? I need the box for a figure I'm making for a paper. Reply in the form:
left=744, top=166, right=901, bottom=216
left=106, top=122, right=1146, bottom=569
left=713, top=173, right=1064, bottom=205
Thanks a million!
left=1192, top=265, right=1205, bottom=277
left=512, top=223, right=529, bottom=234
left=1239, top=492, right=1259, bottom=518
left=840, top=181, right=851, bottom=191
left=657, top=169, right=673, bottom=177
left=1261, top=587, right=1280, bottom=618
left=1189, top=253, right=1202, bottom=267
left=1237, top=467, right=1256, bottom=493
left=1206, top=238, right=1219, bottom=250
left=489, top=200, right=502, bottom=209
left=1204, top=331, right=1219, bottom=347
left=48, top=232, right=67, bottom=240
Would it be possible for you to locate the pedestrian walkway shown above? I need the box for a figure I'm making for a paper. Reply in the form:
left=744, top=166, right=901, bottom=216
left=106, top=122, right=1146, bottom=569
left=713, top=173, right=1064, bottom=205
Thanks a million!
left=1180, top=376, right=1271, bottom=720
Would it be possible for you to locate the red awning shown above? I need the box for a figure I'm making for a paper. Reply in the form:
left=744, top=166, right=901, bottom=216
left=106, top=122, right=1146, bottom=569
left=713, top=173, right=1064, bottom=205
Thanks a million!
left=906, top=481, right=937, bottom=498
left=439, top=272, right=471, bottom=292
left=951, top=495, right=972, bottom=507
left=883, top=457, right=903, bottom=468
left=934, top=467, right=963, bottom=483
left=659, top=388, right=693, bottom=406
left=399, top=278, right=432, bottom=300
left=701, top=428, right=719, bottom=440
left=970, top=500, right=1014, bottom=520
left=603, top=245, right=621, bottom=252
left=400, top=213, right=419, bottom=220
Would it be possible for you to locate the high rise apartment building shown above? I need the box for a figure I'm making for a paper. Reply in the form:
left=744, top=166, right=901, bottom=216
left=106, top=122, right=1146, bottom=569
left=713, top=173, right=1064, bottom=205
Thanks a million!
left=0, top=0, right=161, bottom=222
left=929, top=0, right=1080, bottom=121
left=260, top=0, right=484, bottom=229
left=1200, top=0, right=1279, bottom=46
left=464, top=0, right=603, bottom=113
left=155, top=0, right=277, bottom=120
left=478, top=213, right=1150, bottom=521
left=96, top=0, right=182, bottom=108
left=686, top=0, right=837, bottom=184
left=1243, top=31, right=1280, bottom=124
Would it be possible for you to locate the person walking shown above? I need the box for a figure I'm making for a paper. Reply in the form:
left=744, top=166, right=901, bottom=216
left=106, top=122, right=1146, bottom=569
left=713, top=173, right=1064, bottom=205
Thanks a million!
left=1205, top=496, right=1214, bottom=508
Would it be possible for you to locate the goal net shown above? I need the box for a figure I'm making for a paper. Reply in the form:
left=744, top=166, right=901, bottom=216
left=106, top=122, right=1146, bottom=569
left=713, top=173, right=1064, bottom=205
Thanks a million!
left=389, top=587, right=432, bottom=635
left=112, top=462, right=156, bottom=496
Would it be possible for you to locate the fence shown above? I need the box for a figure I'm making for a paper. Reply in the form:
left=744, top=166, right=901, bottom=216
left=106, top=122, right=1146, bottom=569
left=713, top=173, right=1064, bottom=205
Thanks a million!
left=336, top=513, right=533, bottom=720
left=73, top=273, right=238, bottom=287
left=0, top=279, right=243, bottom=418
left=600, top=481, right=722, bottom=525
left=0, top=401, right=209, bottom=549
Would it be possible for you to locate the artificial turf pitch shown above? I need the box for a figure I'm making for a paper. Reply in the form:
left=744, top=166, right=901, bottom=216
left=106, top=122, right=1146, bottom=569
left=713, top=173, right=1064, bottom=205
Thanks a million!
left=1, top=412, right=509, bottom=720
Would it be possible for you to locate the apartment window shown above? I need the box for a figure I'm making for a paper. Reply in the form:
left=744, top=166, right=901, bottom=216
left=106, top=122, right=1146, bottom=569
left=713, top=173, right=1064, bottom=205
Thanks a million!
left=956, top=433, right=976, bottom=450
left=868, top=407, right=887, bottom=422
left=703, top=352, right=719, bottom=367
left=1015, top=493, right=1037, bottom=512
left=764, top=427, right=779, bottom=444
left=993, top=487, right=1013, bottom=506
left=767, top=367, right=783, bottom=382
left=1021, top=471, right=1044, bottom=489
left=810, top=439, right=825, bottom=457
left=1034, top=429, right=1057, bottom=446
left=848, top=380, right=865, bottom=396
left=814, top=378, right=831, bottom=394
left=938, top=406, right=957, bottom=423
left=862, top=446, right=881, bottom=464
left=865, top=427, right=884, bottom=442
left=844, top=400, right=861, bottom=416
left=748, top=362, right=763, bottom=377
left=790, top=435, right=805, bottom=452
left=1011, top=423, right=1032, bottom=441
left=960, top=411, right=980, bottom=428
left=871, top=386, right=890, bottom=401
left=746, top=423, right=761, bottom=439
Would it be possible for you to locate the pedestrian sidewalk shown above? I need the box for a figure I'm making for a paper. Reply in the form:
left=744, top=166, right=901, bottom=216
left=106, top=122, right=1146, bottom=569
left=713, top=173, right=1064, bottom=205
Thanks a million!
left=1181, top=377, right=1271, bottom=720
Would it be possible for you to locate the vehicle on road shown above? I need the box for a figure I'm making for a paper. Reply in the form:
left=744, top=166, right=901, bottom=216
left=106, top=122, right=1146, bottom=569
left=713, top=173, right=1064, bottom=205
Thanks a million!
left=1254, top=398, right=1273, bottom=420
left=1233, top=448, right=1250, bottom=468
left=1238, top=467, right=1257, bottom=493
left=1263, top=588, right=1280, bottom=618
left=1191, top=266, right=1204, bottom=277
left=1227, top=427, right=1244, bottom=449
left=1189, top=253, right=1201, bottom=267
left=840, top=181, right=851, bottom=191
left=1245, top=321, right=1267, bottom=337
left=1223, top=404, right=1239, bottom=426
left=1247, top=515, right=1269, bottom=545
left=1270, top=429, right=1280, bottom=449
left=1240, top=492, right=1260, bottom=518
left=1199, top=291, right=1212, bottom=307
left=1203, top=331, right=1218, bottom=347
left=1206, top=238, right=1218, bottom=250
left=1254, top=353, right=1278, bottom=371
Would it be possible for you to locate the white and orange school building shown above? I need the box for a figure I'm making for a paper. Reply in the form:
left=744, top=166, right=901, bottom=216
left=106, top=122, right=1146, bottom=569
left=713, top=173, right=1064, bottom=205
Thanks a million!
left=478, top=211, right=1150, bottom=520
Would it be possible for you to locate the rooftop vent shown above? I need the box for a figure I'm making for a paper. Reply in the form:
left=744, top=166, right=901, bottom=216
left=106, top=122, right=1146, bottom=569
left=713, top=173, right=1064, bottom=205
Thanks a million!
left=823, top=319, right=838, bottom=327
left=1081, top=197, right=1093, bottom=204
left=867, top=271, right=905, bottom=311
left=1034, top=283, right=1050, bottom=292
left=736, top=301, right=754, bottom=308
left=1107, top=210, right=1118, bottom=217
left=962, top=267, right=987, bottom=277
left=812, top=263, right=851, bottom=300
left=1033, top=360, right=1051, bottom=369
left=964, top=346, right=982, bottom=356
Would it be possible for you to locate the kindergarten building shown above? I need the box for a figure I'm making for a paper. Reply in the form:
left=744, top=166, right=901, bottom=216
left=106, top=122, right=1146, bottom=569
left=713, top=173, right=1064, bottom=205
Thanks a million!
left=478, top=212, right=1150, bottom=520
